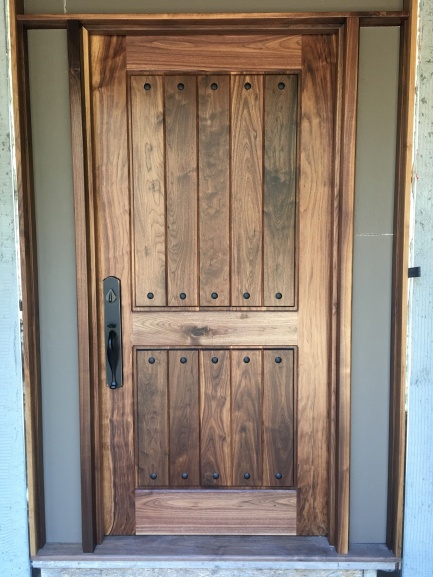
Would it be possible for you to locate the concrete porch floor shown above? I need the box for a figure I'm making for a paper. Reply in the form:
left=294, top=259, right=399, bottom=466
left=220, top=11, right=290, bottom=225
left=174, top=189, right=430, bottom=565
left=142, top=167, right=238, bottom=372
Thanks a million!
left=32, top=536, right=399, bottom=576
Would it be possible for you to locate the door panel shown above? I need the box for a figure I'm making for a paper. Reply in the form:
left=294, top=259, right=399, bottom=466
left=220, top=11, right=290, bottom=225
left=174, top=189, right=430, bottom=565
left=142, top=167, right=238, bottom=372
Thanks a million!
left=264, top=75, right=298, bottom=307
left=263, top=349, right=295, bottom=487
left=125, top=34, right=303, bottom=72
left=130, top=75, right=166, bottom=308
left=198, top=75, right=231, bottom=307
left=199, top=349, right=232, bottom=487
left=89, top=32, right=337, bottom=537
left=165, top=76, right=198, bottom=307
left=136, top=348, right=295, bottom=490
left=231, top=349, right=262, bottom=485
left=231, top=75, right=263, bottom=307
left=168, top=350, right=200, bottom=486
left=136, top=350, right=169, bottom=487
left=129, top=73, right=298, bottom=310
left=135, top=489, right=297, bottom=535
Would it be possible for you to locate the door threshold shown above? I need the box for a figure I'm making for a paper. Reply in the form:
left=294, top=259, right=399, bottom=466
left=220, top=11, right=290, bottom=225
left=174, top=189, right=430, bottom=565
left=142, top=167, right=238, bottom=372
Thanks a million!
left=33, top=536, right=400, bottom=572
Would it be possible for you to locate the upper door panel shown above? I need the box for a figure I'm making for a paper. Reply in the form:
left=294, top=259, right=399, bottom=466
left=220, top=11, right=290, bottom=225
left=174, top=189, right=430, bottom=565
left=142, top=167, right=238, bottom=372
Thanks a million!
left=130, top=73, right=298, bottom=309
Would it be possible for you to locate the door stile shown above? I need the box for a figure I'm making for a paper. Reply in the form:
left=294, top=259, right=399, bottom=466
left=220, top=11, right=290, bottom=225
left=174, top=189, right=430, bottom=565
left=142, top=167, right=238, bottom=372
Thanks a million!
left=297, top=34, right=337, bottom=537
left=90, top=34, right=136, bottom=536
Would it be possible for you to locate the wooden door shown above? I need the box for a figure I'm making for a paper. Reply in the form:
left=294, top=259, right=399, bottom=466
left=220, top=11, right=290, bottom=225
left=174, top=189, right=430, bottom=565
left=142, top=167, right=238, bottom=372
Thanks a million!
left=87, top=32, right=338, bottom=538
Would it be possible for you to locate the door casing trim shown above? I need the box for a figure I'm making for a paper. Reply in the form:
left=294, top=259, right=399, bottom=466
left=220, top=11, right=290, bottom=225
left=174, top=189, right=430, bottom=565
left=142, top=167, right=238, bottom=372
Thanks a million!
left=9, top=7, right=414, bottom=559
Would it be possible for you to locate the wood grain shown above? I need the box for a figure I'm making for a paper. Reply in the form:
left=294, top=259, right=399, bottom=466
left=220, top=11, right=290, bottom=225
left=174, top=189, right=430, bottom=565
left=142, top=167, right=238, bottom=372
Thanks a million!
left=126, top=35, right=301, bottom=72
left=264, top=75, right=298, bottom=307
left=135, top=490, right=297, bottom=535
left=231, top=350, right=262, bottom=486
left=198, top=75, right=230, bottom=307
left=136, top=351, right=169, bottom=488
left=82, top=26, right=104, bottom=547
left=200, top=350, right=232, bottom=486
left=334, top=18, right=359, bottom=555
left=231, top=75, right=263, bottom=307
left=263, top=349, right=295, bottom=487
left=68, top=21, right=102, bottom=552
left=18, top=12, right=409, bottom=32
left=10, top=0, right=46, bottom=554
left=165, top=75, right=198, bottom=307
left=328, top=26, right=344, bottom=550
left=91, top=34, right=135, bottom=535
left=130, top=75, right=166, bottom=307
left=34, top=537, right=400, bottom=564
left=169, top=350, right=200, bottom=486
left=132, top=311, right=298, bottom=347
left=297, top=34, right=336, bottom=536
left=388, top=0, right=418, bottom=557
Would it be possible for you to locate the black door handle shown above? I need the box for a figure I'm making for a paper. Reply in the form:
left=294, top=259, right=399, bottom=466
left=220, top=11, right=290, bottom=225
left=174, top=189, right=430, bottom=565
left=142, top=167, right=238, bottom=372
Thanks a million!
left=104, top=276, right=122, bottom=388
left=107, top=330, right=119, bottom=389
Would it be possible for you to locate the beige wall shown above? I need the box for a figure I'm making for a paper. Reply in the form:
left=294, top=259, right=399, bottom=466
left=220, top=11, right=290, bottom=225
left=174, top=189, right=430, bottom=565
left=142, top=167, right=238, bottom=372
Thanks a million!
left=28, top=30, right=82, bottom=543
left=351, top=27, right=400, bottom=543
left=26, top=1, right=400, bottom=544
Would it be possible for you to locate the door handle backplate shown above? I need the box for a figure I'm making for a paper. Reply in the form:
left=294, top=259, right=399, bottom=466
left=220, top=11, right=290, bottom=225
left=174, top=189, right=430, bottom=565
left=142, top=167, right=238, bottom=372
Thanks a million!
left=103, top=276, right=123, bottom=388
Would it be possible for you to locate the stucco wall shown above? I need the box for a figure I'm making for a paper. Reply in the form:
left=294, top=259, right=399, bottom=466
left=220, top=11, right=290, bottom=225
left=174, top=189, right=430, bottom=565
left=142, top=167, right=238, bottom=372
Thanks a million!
left=402, top=0, right=433, bottom=574
left=0, top=2, right=31, bottom=576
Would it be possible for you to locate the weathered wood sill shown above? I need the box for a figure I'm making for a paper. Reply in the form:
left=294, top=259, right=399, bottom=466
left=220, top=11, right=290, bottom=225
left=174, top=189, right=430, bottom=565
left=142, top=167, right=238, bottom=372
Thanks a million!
left=33, top=536, right=400, bottom=572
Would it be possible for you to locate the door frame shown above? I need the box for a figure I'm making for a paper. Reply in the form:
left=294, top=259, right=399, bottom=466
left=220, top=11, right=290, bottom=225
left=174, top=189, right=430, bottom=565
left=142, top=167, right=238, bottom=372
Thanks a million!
left=9, top=5, right=415, bottom=558
left=75, top=19, right=357, bottom=554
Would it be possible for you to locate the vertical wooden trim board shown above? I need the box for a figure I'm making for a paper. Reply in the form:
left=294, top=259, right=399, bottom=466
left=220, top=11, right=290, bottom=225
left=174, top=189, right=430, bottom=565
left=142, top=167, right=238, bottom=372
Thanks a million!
left=335, top=17, right=360, bottom=555
left=67, top=22, right=103, bottom=552
left=388, top=0, right=418, bottom=558
left=328, top=24, right=345, bottom=549
left=9, top=0, right=46, bottom=556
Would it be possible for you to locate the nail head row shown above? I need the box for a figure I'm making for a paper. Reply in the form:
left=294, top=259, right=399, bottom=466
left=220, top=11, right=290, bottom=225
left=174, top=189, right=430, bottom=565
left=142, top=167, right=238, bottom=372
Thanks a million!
left=143, top=82, right=286, bottom=91
left=149, top=356, right=283, bottom=364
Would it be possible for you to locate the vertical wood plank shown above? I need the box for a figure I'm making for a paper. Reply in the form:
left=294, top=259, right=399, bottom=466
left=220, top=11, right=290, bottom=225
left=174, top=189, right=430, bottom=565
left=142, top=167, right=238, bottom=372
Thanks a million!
left=199, top=75, right=230, bottom=306
left=165, top=75, right=198, bottom=307
left=263, top=74, right=298, bottom=307
left=200, top=350, right=232, bottom=486
left=130, top=75, right=166, bottom=307
left=81, top=26, right=104, bottom=547
left=263, top=349, right=295, bottom=487
left=329, top=25, right=344, bottom=549
left=137, top=350, right=169, bottom=487
left=169, top=350, right=200, bottom=486
left=335, top=18, right=359, bottom=555
left=297, top=34, right=336, bottom=537
left=68, top=22, right=102, bottom=552
left=91, top=34, right=135, bottom=535
left=388, top=0, right=418, bottom=558
left=231, top=75, right=263, bottom=307
left=9, top=0, right=46, bottom=555
left=231, top=350, right=262, bottom=486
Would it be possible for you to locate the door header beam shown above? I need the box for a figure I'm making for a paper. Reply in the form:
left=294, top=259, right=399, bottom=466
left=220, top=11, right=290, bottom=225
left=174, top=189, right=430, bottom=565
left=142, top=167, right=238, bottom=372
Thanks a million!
left=17, top=11, right=408, bottom=31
